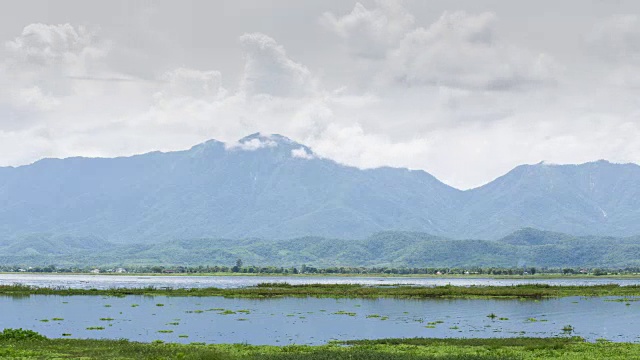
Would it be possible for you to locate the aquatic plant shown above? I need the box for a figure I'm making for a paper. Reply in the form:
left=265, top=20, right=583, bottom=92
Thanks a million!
left=0, top=328, right=47, bottom=340
left=562, top=325, right=574, bottom=333
left=333, top=311, right=356, bottom=316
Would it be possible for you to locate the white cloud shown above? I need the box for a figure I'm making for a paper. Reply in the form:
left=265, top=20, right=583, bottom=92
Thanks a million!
left=321, top=0, right=414, bottom=59
left=587, top=14, right=640, bottom=63
left=225, top=137, right=278, bottom=151
left=5, top=23, right=105, bottom=69
left=291, top=147, right=314, bottom=159
left=388, top=11, right=556, bottom=90
left=586, top=15, right=640, bottom=88
left=239, top=33, right=317, bottom=97
left=11, top=86, right=60, bottom=111
left=159, top=67, right=226, bottom=99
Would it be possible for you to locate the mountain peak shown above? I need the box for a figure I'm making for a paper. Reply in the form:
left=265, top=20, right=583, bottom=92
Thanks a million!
left=226, top=133, right=314, bottom=157
left=239, top=132, right=294, bottom=144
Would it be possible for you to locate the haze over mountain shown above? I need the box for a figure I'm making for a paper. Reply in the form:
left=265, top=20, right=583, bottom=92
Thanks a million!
left=1, top=133, right=639, bottom=243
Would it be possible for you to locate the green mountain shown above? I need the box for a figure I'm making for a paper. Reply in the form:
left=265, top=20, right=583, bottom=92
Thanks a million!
left=2, top=229, right=640, bottom=268
left=1, top=134, right=640, bottom=241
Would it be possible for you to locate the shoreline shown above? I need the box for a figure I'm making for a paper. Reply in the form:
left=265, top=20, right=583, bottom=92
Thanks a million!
left=3, top=272, right=640, bottom=279
left=2, top=283, right=640, bottom=299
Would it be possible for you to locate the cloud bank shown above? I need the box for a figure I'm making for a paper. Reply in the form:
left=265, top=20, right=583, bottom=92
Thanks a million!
left=0, top=3, right=639, bottom=189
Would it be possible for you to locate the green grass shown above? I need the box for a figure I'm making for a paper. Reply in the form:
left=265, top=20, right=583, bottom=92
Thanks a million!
left=1, top=335, right=640, bottom=359
left=3, top=283, right=640, bottom=299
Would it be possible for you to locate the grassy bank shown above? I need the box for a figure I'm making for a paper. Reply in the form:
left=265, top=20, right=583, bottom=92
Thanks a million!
left=0, top=335, right=638, bottom=359
left=2, top=283, right=640, bottom=299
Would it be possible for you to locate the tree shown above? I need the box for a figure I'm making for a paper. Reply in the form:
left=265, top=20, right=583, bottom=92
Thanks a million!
left=232, top=258, right=243, bottom=273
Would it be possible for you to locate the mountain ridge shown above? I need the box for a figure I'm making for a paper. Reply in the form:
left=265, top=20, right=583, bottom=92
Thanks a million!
left=1, top=133, right=639, bottom=241
left=2, top=228, right=640, bottom=268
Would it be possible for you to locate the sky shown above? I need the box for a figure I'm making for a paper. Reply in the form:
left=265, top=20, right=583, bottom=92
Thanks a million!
left=1, top=0, right=640, bottom=189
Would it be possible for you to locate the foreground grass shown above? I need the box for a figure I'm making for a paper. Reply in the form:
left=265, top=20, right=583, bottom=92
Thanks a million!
left=2, top=283, right=640, bottom=299
left=1, top=336, right=639, bottom=359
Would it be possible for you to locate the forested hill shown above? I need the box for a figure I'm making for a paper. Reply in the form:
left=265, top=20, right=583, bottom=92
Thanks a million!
left=2, top=229, right=640, bottom=268
left=1, top=133, right=640, bottom=241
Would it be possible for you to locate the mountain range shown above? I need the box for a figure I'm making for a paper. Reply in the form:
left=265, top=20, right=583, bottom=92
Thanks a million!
left=2, top=229, right=640, bottom=268
left=1, top=133, right=639, bottom=243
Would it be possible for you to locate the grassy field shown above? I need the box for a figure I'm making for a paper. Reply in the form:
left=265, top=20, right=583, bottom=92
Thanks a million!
left=2, top=283, right=640, bottom=299
left=0, top=334, right=638, bottom=359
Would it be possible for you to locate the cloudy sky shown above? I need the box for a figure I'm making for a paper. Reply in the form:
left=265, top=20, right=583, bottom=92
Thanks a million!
left=1, top=0, right=640, bottom=189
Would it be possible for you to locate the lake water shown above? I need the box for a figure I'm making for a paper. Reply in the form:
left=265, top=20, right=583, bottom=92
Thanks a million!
left=2, top=274, right=640, bottom=289
left=1, top=295, right=638, bottom=344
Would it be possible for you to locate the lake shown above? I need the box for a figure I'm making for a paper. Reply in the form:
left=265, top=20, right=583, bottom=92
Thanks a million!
left=2, top=274, right=640, bottom=289
left=2, top=295, right=638, bottom=344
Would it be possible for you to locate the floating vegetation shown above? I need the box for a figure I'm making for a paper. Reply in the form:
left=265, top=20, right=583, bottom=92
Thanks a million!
left=499, top=317, right=509, bottom=321
left=237, top=309, right=251, bottom=314
left=156, top=303, right=165, bottom=307
left=526, top=318, right=538, bottom=322
left=39, top=319, right=49, bottom=322
left=450, top=326, right=460, bottom=330
left=157, top=330, right=173, bottom=334
left=103, top=305, right=111, bottom=308
left=605, top=298, right=640, bottom=303
left=166, top=322, right=180, bottom=326
left=219, top=310, right=236, bottom=315
left=178, top=335, right=189, bottom=338
left=366, top=314, right=381, bottom=318
left=86, top=327, right=105, bottom=330
left=131, top=304, right=139, bottom=307
left=333, top=311, right=356, bottom=316
left=61, top=333, right=71, bottom=337
left=487, top=313, right=497, bottom=319
left=99, top=318, right=114, bottom=321
left=236, top=318, right=248, bottom=321
left=3, top=283, right=640, bottom=299
left=562, top=325, right=574, bottom=333
left=425, top=325, right=436, bottom=329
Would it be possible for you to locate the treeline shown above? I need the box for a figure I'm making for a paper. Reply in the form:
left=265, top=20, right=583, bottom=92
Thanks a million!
left=2, top=263, right=640, bottom=276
